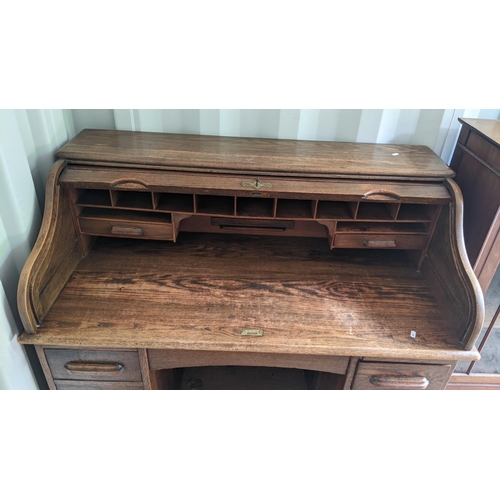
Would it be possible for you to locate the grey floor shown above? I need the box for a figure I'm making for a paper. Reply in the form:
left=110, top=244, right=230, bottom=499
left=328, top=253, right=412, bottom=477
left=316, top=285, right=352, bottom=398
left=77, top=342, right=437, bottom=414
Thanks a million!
left=456, top=265, right=500, bottom=374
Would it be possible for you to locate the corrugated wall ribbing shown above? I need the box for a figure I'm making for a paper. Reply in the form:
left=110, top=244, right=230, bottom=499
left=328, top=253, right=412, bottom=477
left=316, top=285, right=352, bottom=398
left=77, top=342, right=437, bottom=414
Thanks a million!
left=0, top=110, right=76, bottom=389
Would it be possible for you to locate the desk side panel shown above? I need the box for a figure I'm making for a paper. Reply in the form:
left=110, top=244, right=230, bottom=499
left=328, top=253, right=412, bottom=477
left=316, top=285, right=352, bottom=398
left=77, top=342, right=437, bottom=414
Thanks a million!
left=17, top=160, right=84, bottom=333
left=420, top=179, right=484, bottom=350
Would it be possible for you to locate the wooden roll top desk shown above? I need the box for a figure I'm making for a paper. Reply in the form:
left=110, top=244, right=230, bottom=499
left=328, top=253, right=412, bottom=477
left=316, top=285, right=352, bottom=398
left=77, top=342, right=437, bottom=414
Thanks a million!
left=17, top=130, right=484, bottom=390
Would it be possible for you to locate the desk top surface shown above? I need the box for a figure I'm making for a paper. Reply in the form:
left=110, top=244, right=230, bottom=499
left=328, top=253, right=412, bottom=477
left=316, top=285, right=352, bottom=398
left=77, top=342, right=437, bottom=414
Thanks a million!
left=19, top=234, right=475, bottom=361
left=459, top=118, right=500, bottom=147
left=56, top=129, right=454, bottom=180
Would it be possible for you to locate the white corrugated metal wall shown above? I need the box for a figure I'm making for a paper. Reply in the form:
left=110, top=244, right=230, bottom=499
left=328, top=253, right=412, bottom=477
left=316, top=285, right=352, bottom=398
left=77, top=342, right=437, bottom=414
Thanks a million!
left=1, top=108, right=499, bottom=389
left=0, top=110, right=76, bottom=389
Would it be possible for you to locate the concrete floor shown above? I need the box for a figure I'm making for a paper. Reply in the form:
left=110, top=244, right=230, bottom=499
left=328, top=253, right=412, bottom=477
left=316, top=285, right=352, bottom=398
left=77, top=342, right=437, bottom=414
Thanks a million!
left=456, top=266, right=500, bottom=374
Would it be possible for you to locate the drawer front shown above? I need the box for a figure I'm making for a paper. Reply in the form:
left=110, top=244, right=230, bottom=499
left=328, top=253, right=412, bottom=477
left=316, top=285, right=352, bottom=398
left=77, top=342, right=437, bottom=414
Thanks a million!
left=352, top=361, right=453, bottom=390
left=333, top=233, right=428, bottom=250
left=79, top=218, right=173, bottom=240
left=55, top=380, right=144, bottom=390
left=465, top=131, right=500, bottom=173
left=148, top=348, right=349, bottom=374
left=45, top=349, right=142, bottom=382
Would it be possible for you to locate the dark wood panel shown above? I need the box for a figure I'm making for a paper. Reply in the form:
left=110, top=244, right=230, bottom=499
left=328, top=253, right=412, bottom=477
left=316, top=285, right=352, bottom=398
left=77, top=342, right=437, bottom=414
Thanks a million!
left=465, top=131, right=500, bottom=173
left=55, top=129, right=454, bottom=179
left=454, top=151, right=500, bottom=266
left=76, top=189, right=112, bottom=207
left=474, top=207, right=500, bottom=292
left=452, top=122, right=500, bottom=293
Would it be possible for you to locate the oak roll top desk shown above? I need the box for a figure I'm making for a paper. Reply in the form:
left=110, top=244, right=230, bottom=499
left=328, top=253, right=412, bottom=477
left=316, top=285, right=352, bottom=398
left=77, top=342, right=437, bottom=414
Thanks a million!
left=17, top=130, right=484, bottom=390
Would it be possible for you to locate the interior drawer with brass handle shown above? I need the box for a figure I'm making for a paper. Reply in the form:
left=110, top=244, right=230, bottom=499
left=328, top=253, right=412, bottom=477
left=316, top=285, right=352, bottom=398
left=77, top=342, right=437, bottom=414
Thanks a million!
left=333, top=233, right=428, bottom=250
left=44, top=349, right=142, bottom=382
left=351, top=361, right=453, bottom=390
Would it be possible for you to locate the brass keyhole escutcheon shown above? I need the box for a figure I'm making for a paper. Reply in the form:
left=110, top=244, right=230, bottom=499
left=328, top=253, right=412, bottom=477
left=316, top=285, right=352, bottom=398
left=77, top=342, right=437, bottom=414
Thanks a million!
left=240, top=178, right=273, bottom=189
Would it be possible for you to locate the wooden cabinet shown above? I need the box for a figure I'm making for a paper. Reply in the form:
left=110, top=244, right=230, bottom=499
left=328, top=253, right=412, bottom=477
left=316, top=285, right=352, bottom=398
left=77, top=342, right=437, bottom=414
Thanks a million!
left=17, top=130, right=484, bottom=389
left=450, top=118, right=500, bottom=292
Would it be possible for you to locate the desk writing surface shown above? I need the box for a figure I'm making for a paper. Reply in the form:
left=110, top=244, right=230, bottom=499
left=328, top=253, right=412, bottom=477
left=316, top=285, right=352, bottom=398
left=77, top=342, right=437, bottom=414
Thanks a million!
left=20, top=234, right=472, bottom=361
left=55, top=129, right=454, bottom=180
left=459, top=118, right=500, bottom=147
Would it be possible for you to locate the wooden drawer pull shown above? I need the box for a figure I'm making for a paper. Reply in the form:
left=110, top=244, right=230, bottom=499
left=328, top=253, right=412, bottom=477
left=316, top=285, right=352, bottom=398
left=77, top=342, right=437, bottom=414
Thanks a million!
left=363, top=240, right=397, bottom=248
left=64, top=361, right=125, bottom=373
left=370, top=375, right=429, bottom=389
left=362, top=190, right=401, bottom=201
left=110, top=225, right=144, bottom=236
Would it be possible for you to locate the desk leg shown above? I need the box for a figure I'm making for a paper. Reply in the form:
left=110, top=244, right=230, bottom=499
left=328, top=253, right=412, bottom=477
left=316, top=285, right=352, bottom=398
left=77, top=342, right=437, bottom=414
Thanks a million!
left=138, top=349, right=175, bottom=390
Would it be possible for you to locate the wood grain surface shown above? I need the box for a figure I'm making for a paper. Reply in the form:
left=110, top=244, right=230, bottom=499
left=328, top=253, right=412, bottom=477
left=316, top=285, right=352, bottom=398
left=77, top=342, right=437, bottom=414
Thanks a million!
left=147, top=348, right=349, bottom=374
left=54, top=380, right=144, bottom=390
left=446, top=373, right=500, bottom=390
left=55, top=129, right=454, bottom=180
left=59, top=166, right=453, bottom=202
left=17, top=160, right=83, bottom=333
left=351, top=361, right=453, bottom=390
left=19, top=234, right=477, bottom=361
left=459, top=118, right=500, bottom=148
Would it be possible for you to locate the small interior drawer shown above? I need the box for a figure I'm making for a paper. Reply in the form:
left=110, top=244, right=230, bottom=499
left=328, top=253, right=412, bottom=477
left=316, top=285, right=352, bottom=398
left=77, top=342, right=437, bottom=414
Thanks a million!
left=333, top=233, right=428, bottom=249
left=79, top=217, right=173, bottom=240
left=45, top=349, right=142, bottom=382
left=352, top=361, right=453, bottom=390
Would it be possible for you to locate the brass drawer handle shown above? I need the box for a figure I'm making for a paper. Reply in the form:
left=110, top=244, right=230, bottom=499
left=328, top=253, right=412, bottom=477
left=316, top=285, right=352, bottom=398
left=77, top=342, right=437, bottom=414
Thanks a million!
left=370, top=375, right=429, bottom=389
left=363, top=240, right=397, bottom=248
left=110, top=225, right=144, bottom=236
left=64, top=361, right=125, bottom=373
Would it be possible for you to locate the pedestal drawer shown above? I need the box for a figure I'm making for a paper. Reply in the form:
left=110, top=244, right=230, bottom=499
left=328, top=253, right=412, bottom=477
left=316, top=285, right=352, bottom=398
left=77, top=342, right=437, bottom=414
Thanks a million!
left=351, top=361, right=453, bottom=390
left=45, top=349, right=142, bottom=382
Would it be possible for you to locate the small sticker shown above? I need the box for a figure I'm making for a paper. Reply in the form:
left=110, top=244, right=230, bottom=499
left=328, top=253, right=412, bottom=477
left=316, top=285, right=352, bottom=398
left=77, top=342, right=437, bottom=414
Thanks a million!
left=410, top=330, right=417, bottom=338
left=392, top=153, right=400, bottom=156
